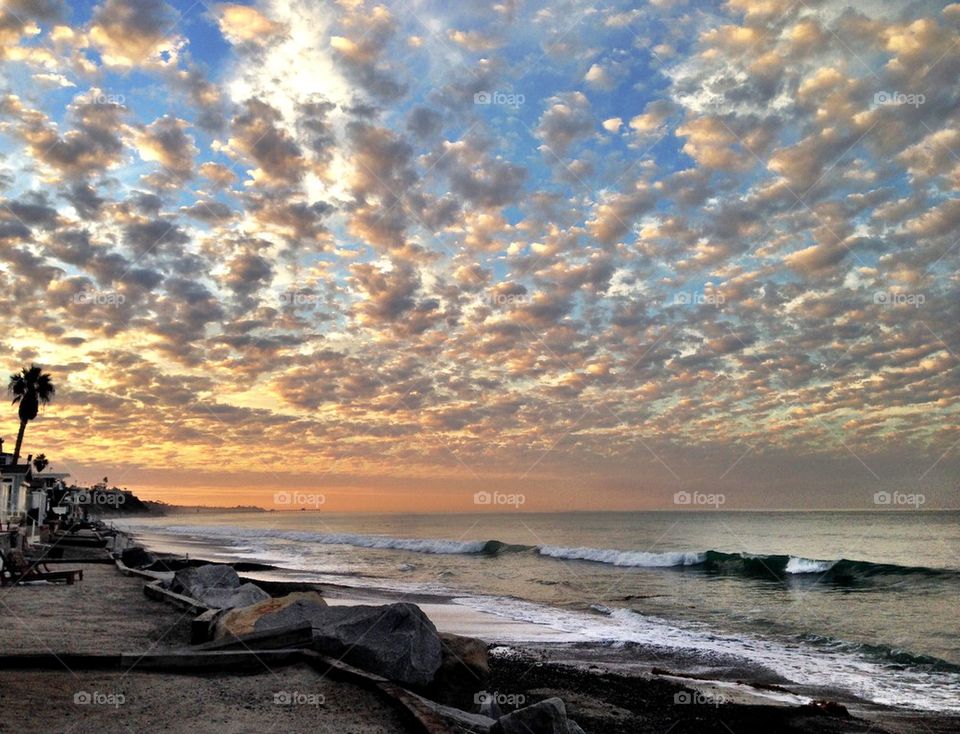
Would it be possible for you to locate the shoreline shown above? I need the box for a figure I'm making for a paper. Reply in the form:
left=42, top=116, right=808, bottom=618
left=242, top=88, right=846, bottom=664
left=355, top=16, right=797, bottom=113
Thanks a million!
left=113, top=524, right=960, bottom=733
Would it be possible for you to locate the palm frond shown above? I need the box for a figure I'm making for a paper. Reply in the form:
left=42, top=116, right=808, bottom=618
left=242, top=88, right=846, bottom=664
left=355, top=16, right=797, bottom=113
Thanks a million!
left=7, top=365, right=55, bottom=404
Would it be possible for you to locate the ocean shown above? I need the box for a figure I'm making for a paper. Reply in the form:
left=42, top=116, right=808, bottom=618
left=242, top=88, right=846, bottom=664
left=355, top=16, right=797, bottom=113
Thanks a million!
left=115, top=510, right=960, bottom=713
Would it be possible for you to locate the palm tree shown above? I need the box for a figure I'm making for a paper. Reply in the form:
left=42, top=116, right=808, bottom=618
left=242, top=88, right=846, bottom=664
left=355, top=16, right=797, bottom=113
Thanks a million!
left=7, top=365, right=55, bottom=465
left=33, top=453, right=49, bottom=473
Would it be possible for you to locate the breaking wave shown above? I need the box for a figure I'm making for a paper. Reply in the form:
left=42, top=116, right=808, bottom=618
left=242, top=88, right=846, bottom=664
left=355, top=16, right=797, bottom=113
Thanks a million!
left=117, top=523, right=959, bottom=582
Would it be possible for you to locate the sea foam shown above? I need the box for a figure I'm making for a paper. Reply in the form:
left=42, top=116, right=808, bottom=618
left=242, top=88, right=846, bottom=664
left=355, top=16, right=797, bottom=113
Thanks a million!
left=538, top=546, right=706, bottom=567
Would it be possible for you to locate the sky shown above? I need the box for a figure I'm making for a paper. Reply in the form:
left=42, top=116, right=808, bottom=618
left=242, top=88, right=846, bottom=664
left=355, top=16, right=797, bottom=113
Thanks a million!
left=0, top=0, right=958, bottom=511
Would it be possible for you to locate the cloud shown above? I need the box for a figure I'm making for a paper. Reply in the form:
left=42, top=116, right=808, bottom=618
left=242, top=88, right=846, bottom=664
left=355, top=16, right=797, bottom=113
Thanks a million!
left=88, top=0, right=182, bottom=68
left=433, top=137, right=526, bottom=209
left=448, top=29, right=502, bottom=52
left=0, top=0, right=956, bottom=507
left=536, top=91, right=595, bottom=155
left=130, top=116, right=198, bottom=184
left=784, top=242, right=849, bottom=275
left=676, top=115, right=752, bottom=170
left=224, top=98, right=306, bottom=186
left=329, top=3, right=405, bottom=101
left=0, top=91, right=127, bottom=181
left=602, top=117, right=622, bottom=132
left=216, top=4, right=286, bottom=45
left=587, top=182, right=656, bottom=244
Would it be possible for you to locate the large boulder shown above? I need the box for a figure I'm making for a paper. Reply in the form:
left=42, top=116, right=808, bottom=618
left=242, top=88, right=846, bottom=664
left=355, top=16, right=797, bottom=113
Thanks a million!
left=195, top=582, right=270, bottom=610
left=414, top=697, right=496, bottom=733
left=214, top=591, right=329, bottom=639
left=440, top=632, right=490, bottom=679
left=120, top=546, right=157, bottom=570
left=491, top=698, right=569, bottom=734
left=143, top=557, right=194, bottom=573
left=310, top=603, right=442, bottom=688
left=430, top=632, right=491, bottom=705
left=477, top=693, right=502, bottom=720
left=171, top=564, right=240, bottom=598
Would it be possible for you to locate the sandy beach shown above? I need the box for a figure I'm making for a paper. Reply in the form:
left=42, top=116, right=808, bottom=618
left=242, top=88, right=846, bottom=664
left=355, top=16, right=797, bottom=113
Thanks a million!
left=0, top=667, right=410, bottom=734
left=0, top=563, right=190, bottom=655
left=0, top=560, right=415, bottom=733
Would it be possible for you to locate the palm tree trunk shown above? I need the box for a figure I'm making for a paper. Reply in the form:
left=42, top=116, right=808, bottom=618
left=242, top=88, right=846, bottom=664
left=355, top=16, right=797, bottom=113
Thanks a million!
left=12, top=420, right=27, bottom=464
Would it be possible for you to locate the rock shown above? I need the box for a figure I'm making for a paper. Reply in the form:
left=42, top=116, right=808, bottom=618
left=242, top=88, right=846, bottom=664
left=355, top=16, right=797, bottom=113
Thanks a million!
left=413, top=695, right=495, bottom=733
left=566, top=721, right=587, bottom=734
left=309, top=603, right=441, bottom=688
left=120, top=546, right=157, bottom=569
left=194, top=582, right=270, bottom=610
left=441, top=633, right=490, bottom=679
left=491, top=698, right=569, bottom=734
left=219, top=597, right=441, bottom=686
left=477, top=693, right=502, bottom=720
left=803, top=699, right=850, bottom=718
left=143, top=557, right=194, bottom=573
left=430, top=633, right=491, bottom=705
left=171, top=564, right=240, bottom=599
left=214, top=591, right=328, bottom=639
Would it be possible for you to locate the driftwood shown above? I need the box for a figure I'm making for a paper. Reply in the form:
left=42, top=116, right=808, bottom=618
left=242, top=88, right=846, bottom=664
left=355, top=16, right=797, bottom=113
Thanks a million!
left=119, top=649, right=302, bottom=673
left=142, top=579, right=209, bottom=614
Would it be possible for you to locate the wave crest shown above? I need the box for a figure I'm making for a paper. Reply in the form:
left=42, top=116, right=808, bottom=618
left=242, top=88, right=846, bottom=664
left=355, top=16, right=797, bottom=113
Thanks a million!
left=117, top=523, right=960, bottom=581
left=538, top=546, right=707, bottom=567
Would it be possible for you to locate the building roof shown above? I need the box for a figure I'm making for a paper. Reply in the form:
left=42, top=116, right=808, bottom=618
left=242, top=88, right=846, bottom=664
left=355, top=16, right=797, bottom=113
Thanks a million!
left=33, top=472, right=69, bottom=481
left=0, top=464, right=32, bottom=476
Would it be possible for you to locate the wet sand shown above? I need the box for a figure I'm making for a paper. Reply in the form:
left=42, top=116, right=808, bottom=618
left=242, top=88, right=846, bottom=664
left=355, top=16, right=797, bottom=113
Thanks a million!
left=485, top=644, right=960, bottom=734
left=258, top=576, right=960, bottom=733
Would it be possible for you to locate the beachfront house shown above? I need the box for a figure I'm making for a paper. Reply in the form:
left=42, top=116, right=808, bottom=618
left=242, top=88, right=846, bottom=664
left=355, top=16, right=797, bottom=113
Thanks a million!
left=29, top=471, right=70, bottom=526
left=0, top=448, right=33, bottom=525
